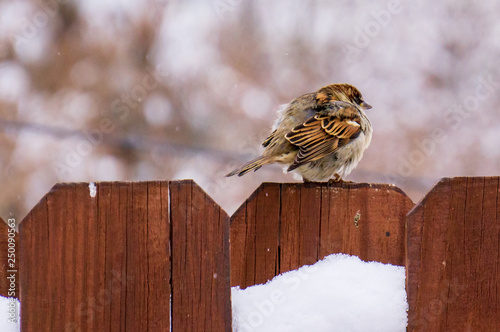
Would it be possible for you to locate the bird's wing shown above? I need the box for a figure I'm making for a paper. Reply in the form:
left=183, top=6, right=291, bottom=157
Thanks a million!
left=285, top=102, right=362, bottom=171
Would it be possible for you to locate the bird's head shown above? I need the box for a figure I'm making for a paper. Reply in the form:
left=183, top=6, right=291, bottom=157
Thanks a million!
left=317, top=83, right=372, bottom=111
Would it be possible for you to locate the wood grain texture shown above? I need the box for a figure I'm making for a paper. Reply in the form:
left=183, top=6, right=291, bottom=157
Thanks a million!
left=19, top=181, right=231, bottom=332
left=407, top=177, right=500, bottom=331
left=230, top=181, right=413, bottom=288
left=20, top=182, right=166, bottom=331
left=170, top=180, right=231, bottom=332
left=0, top=217, right=18, bottom=298
left=229, top=183, right=281, bottom=289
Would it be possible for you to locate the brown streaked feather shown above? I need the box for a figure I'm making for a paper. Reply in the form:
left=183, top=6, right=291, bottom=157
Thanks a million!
left=315, top=92, right=329, bottom=104
left=225, top=155, right=274, bottom=177
left=321, top=117, right=360, bottom=138
left=262, top=129, right=277, bottom=147
left=285, top=118, right=324, bottom=148
left=285, top=102, right=362, bottom=171
left=288, top=137, right=339, bottom=171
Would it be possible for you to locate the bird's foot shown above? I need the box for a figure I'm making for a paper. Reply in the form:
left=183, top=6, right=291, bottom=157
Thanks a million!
left=328, top=174, right=353, bottom=185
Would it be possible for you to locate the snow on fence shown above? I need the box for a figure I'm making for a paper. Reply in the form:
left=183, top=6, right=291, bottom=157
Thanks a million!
left=0, top=177, right=498, bottom=331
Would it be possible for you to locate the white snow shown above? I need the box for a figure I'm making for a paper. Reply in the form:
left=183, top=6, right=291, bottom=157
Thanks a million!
left=232, top=254, right=407, bottom=332
left=0, top=296, right=20, bottom=332
left=88, top=182, right=97, bottom=198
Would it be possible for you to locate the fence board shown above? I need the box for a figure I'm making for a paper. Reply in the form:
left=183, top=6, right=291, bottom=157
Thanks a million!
left=230, top=182, right=414, bottom=288
left=20, top=189, right=49, bottom=331
left=147, top=182, right=171, bottom=331
left=19, top=180, right=231, bottom=332
left=170, top=180, right=231, bottom=332
left=407, top=177, right=500, bottom=331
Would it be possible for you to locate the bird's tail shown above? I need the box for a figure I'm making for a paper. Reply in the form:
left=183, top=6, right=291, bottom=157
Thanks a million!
left=226, top=155, right=273, bottom=177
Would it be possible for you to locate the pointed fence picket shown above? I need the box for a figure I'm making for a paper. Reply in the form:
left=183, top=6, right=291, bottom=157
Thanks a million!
left=406, top=177, right=500, bottom=331
left=229, top=182, right=414, bottom=288
left=19, top=180, right=230, bottom=332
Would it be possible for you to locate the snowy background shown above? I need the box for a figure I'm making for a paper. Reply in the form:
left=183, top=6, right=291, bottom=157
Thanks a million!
left=1, top=0, right=500, bottom=218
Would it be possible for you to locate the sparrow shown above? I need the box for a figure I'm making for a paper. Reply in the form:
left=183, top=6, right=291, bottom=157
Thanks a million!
left=226, top=83, right=373, bottom=182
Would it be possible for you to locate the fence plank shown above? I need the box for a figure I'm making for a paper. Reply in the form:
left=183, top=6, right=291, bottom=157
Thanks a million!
left=101, top=182, right=127, bottom=331
left=19, top=180, right=231, bottom=332
left=170, top=180, right=231, bottom=332
left=20, top=191, right=49, bottom=331
left=147, top=182, right=171, bottom=331
left=230, top=182, right=414, bottom=288
left=280, top=184, right=301, bottom=272
left=0, top=217, right=18, bottom=299
left=407, top=177, right=500, bottom=331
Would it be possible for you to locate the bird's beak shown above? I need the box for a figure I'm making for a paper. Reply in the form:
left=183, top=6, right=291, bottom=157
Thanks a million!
left=360, top=102, right=372, bottom=110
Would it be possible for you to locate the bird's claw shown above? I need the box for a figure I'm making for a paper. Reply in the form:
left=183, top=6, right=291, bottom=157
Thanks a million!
left=328, top=174, right=353, bottom=185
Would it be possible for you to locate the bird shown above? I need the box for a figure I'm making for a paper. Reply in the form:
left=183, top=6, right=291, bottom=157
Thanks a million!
left=226, top=83, right=373, bottom=182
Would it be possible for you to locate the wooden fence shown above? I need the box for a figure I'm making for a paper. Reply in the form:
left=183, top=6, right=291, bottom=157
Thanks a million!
left=407, top=177, right=500, bottom=330
left=0, top=177, right=498, bottom=331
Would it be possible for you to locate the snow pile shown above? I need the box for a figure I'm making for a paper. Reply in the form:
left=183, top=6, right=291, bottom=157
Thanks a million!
left=0, top=296, right=20, bottom=332
left=232, top=254, right=407, bottom=332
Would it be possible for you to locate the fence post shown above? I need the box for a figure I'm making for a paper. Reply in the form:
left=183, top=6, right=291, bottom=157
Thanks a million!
left=230, top=182, right=414, bottom=288
left=407, top=177, right=500, bottom=331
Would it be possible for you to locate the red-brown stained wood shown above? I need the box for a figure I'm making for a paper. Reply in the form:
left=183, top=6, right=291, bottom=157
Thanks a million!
left=407, top=177, right=500, bottom=331
left=253, top=184, right=280, bottom=285
left=170, top=180, right=231, bottom=332
left=279, top=184, right=301, bottom=272
left=19, top=181, right=176, bottom=331
left=0, top=217, right=18, bottom=298
left=101, top=182, right=130, bottom=332
left=126, top=183, right=148, bottom=331
left=230, top=182, right=413, bottom=288
left=147, top=182, right=171, bottom=331
left=298, top=183, right=322, bottom=267
left=21, top=189, right=49, bottom=331
left=229, top=183, right=281, bottom=289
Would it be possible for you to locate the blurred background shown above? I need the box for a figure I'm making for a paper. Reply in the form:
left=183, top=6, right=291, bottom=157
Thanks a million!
left=1, top=0, right=499, bottom=220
